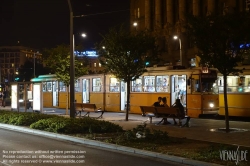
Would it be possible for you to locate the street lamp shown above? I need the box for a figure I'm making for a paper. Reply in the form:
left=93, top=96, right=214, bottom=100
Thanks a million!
left=173, top=35, right=182, bottom=66
left=68, top=0, right=87, bottom=118
left=67, top=0, right=75, bottom=118
left=81, top=33, right=86, bottom=38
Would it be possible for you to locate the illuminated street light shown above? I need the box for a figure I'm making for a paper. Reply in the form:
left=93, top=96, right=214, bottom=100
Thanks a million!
left=173, top=35, right=182, bottom=66
left=133, top=22, right=138, bottom=27
left=81, top=33, right=87, bottom=38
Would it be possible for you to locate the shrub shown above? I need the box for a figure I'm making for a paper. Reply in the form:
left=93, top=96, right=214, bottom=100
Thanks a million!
left=30, top=117, right=124, bottom=134
left=0, top=110, right=58, bottom=126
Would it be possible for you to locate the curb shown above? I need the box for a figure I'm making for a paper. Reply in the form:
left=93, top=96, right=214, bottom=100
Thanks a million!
left=0, top=123, right=222, bottom=166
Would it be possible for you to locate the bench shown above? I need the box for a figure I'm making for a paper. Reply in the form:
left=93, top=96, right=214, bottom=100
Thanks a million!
left=140, top=106, right=156, bottom=123
left=75, top=103, right=104, bottom=119
left=140, top=106, right=190, bottom=127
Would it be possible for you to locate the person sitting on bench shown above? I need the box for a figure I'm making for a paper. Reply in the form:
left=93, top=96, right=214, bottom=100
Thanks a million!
left=160, top=97, right=171, bottom=125
left=152, top=96, right=162, bottom=107
left=172, top=99, right=190, bottom=126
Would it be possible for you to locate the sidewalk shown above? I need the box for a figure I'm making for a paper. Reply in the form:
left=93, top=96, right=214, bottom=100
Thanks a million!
left=2, top=106, right=250, bottom=147
left=1, top=106, right=250, bottom=166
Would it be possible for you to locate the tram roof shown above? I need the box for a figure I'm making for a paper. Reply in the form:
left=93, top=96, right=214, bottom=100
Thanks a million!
left=31, top=74, right=57, bottom=82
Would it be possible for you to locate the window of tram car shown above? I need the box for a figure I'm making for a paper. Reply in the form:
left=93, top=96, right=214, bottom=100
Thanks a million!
left=75, top=79, right=80, bottom=92
left=92, top=78, right=102, bottom=92
left=132, top=77, right=142, bottom=92
left=109, top=78, right=120, bottom=92
left=143, top=76, right=155, bottom=92
left=42, top=82, right=47, bottom=92
left=218, top=76, right=250, bottom=93
left=59, top=82, right=66, bottom=92
left=191, top=74, right=218, bottom=94
left=156, top=76, right=169, bottom=92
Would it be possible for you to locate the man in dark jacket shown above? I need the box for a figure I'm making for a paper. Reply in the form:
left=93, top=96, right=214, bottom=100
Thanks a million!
left=153, top=97, right=162, bottom=107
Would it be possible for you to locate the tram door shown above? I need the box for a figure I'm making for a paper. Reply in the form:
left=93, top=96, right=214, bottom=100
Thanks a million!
left=120, top=81, right=127, bottom=111
left=170, top=75, right=187, bottom=107
left=52, top=81, right=59, bottom=106
left=82, top=79, right=90, bottom=103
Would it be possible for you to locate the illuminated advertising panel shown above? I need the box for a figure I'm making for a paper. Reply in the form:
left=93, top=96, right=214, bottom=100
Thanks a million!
left=33, top=84, right=41, bottom=111
left=11, top=85, right=17, bottom=109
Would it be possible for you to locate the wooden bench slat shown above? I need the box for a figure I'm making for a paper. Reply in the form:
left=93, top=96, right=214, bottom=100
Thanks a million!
left=75, top=103, right=104, bottom=119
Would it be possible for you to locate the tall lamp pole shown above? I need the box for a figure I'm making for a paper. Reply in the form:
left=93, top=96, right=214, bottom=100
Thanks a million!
left=67, top=0, right=75, bottom=118
left=173, top=36, right=182, bottom=66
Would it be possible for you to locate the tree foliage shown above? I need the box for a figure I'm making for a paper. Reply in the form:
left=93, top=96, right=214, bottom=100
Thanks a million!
left=96, top=25, right=159, bottom=121
left=96, top=25, right=159, bottom=82
left=186, top=12, right=250, bottom=74
left=43, top=44, right=88, bottom=86
left=186, top=12, right=250, bottom=132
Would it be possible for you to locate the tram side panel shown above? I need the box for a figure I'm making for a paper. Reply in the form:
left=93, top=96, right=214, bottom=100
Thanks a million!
left=187, top=94, right=202, bottom=117
left=58, top=92, right=67, bottom=108
left=219, top=93, right=250, bottom=117
left=43, top=92, right=53, bottom=107
left=90, top=92, right=104, bottom=111
left=75, top=92, right=82, bottom=103
left=105, top=92, right=120, bottom=112
left=218, top=74, right=250, bottom=117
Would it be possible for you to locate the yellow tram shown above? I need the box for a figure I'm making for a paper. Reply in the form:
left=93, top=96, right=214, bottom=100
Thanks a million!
left=31, top=66, right=219, bottom=118
left=217, top=66, right=250, bottom=117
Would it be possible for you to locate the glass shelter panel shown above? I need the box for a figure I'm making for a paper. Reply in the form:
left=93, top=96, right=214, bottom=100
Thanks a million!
left=131, top=77, right=142, bottom=92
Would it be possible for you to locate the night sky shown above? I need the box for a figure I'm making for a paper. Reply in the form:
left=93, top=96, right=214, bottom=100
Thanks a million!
left=0, top=0, right=130, bottom=50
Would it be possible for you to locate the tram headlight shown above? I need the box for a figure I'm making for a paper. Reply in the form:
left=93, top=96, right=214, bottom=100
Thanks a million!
left=209, top=102, right=214, bottom=108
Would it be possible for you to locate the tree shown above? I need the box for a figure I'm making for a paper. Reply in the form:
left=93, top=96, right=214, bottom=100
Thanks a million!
left=43, top=44, right=88, bottom=115
left=186, top=12, right=250, bottom=132
left=96, top=25, right=159, bottom=121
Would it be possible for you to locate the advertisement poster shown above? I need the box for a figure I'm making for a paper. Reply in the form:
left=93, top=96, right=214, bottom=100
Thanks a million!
left=33, top=84, right=41, bottom=111
left=11, top=85, right=17, bottom=109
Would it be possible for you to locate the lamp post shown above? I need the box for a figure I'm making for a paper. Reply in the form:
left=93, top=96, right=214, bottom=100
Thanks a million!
left=67, top=0, right=75, bottom=118
left=67, top=0, right=87, bottom=117
left=173, top=35, right=182, bottom=66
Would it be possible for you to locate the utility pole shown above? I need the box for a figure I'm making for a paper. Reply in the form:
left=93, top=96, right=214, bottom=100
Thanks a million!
left=67, top=0, right=75, bottom=118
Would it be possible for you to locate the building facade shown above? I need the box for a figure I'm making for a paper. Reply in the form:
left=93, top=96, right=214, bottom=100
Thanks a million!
left=0, top=46, right=42, bottom=83
left=130, top=0, right=250, bottom=67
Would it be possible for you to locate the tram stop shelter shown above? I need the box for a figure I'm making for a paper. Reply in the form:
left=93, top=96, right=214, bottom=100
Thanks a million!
left=11, top=82, right=43, bottom=113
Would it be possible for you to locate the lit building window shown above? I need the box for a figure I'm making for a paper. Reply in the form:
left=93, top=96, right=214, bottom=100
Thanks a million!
left=12, top=63, right=15, bottom=67
left=99, top=63, right=101, bottom=67
left=94, top=63, right=96, bottom=67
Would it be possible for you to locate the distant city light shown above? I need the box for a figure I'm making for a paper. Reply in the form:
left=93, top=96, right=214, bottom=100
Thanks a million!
left=74, top=50, right=98, bottom=57
left=240, top=43, right=250, bottom=48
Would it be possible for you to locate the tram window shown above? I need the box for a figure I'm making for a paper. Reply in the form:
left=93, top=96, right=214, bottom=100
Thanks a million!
left=42, top=82, right=47, bottom=92
left=92, top=78, right=102, bottom=92
left=143, top=76, right=155, bottom=92
left=59, top=82, right=66, bottom=92
left=156, top=76, right=169, bottom=92
left=47, top=82, right=52, bottom=92
left=110, top=78, right=120, bottom=92
left=218, top=76, right=250, bottom=93
left=132, top=77, right=142, bottom=92
left=75, top=79, right=80, bottom=92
